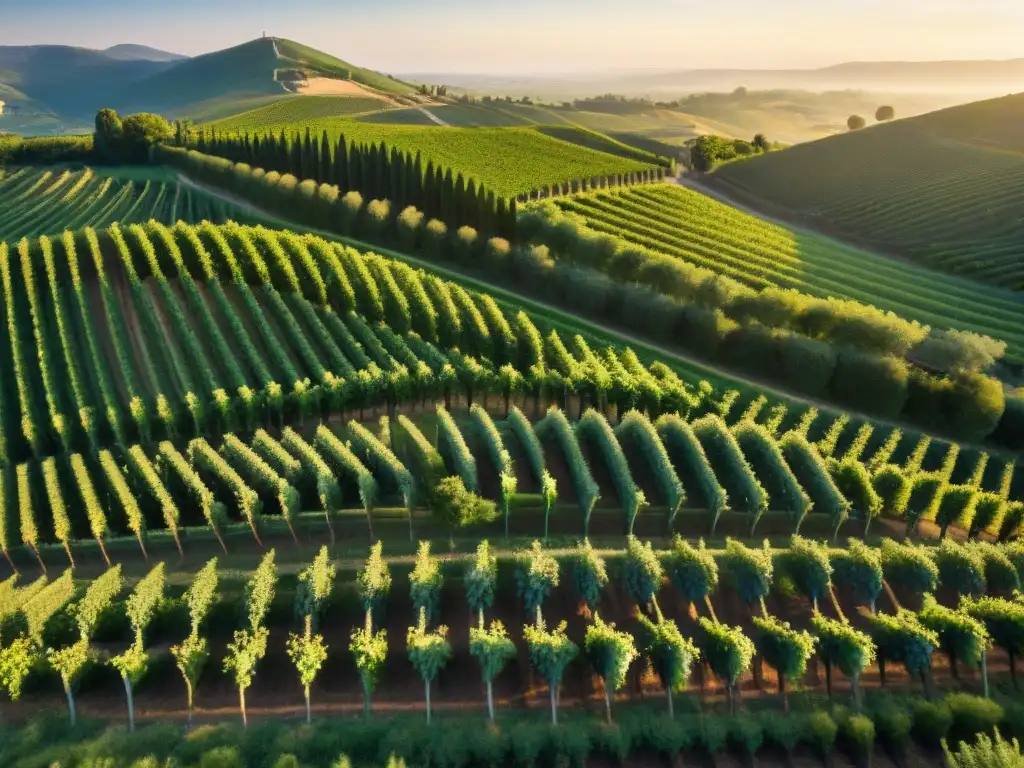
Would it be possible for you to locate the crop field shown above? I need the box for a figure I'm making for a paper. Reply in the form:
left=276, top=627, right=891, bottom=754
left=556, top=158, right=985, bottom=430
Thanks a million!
left=553, top=183, right=1024, bottom=361
left=0, top=167, right=260, bottom=242
left=208, top=95, right=393, bottom=126
left=711, top=119, right=1024, bottom=290
left=201, top=116, right=661, bottom=198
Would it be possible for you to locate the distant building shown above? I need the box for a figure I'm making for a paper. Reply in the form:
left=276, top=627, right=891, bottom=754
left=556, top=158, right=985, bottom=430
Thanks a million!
left=0, top=101, right=5, bottom=116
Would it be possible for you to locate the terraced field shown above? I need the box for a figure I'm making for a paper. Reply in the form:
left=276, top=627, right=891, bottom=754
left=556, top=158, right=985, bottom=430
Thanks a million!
left=202, top=115, right=662, bottom=198
left=0, top=166, right=259, bottom=242
left=207, top=94, right=393, bottom=126
left=553, top=183, right=1024, bottom=362
left=711, top=97, right=1024, bottom=290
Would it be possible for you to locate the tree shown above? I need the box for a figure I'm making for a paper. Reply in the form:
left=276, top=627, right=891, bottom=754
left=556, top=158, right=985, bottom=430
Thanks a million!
left=847, top=115, right=867, bottom=130
left=465, top=540, right=498, bottom=617
left=963, top=596, right=1024, bottom=690
left=523, top=610, right=579, bottom=724
left=637, top=603, right=699, bottom=719
left=933, top=539, right=987, bottom=598
left=47, top=640, right=91, bottom=727
left=571, top=538, right=608, bottom=613
left=94, top=108, right=123, bottom=162
left=287, top=615, right=329, bottom=724
left=350, top=611, right=388, bottom=719
left=0, top=638, right=36, bottom=704
left=120, top=112, right=174, bottom=161
left=469, top=614, right=517, bottom=722
left=698, top=617, right=755, bottom=714
left=881, top=539, right=938, bottom=593
left=410, top=541, right=443, bottom=625
left=863, top=609, right=938, bottom=697
left=406, top=608, right=452, bottom=725
left=752, top=615, right=816, bottom=712
left=811, top=615, right=874, bottom=711
left=516, top=540, right=559, bottom=616
left=722, top=538, right=774, bottom=612
left=831, top=539, right=883, bottom=612
left=875, top=106, right=895, bottom=122
left=110, top=643, right=147, bottom=733
left=358, top=542, right=392, bottom=625
left=171, top=634, right=208, bottom=728
left=919, top=595, right=989, bottom=694
left=664, top=536, right=719, bottom=608
left=584, top=613, right=638, bottom=723
left=752, top=133, right=770, bottom=152
left=223, top=626, right=269, bottom=727
left=295, top=546, right=335, bottom=630
left=428, top=475, right=498, bottom=545
left=775, top=535, right=832, bottom=611
left=621, top=536, right=663, bottom=612
left=541, top=471, right=557, bottom=542
left=111, top=563, right=165, bottom=731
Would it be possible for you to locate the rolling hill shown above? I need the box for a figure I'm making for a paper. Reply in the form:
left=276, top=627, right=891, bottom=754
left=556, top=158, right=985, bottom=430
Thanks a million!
left=102, top=44, right=188, bottom=62
left=709, top=93, right=1024, bottom=290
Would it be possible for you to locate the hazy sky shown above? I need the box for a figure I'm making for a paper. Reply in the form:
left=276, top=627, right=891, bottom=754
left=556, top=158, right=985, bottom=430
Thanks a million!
left=2, top=0, right=1022, bottom=74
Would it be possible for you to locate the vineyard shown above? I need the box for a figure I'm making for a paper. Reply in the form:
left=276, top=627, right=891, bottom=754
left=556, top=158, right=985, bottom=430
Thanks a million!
left=213, top=95, right=395, bottom=125
left=710, top=108, right=1024, bottom=290
left=0, top=166, right=261, bottom=241
left=2, top=534, right=1024, bottom=766
left=546, top=183, right=1024, bottom=362
left=200, top=116, right=664, bottom=199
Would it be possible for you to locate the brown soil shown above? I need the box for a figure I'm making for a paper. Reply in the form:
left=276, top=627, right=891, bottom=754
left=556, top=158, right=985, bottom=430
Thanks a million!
left=143, top=279, right=194, bottom=397
left=84, top=279, right=138, bottom=403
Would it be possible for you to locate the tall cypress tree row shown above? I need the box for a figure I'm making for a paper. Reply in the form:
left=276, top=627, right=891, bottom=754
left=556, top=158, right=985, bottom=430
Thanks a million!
left=289, top=134, right=303, bottom=177
left=441, top=168, right=456, bottom=225
left=307, top=134, right=321, bottom=183
left=376, top=143, right=389, bottom=202
left=349, top=143, right=363, bottom=193
left=390, top=148, right=403, bottom=208
left=301, top=128, right=313, bottom=179
left=423, top=160, right=436, bottom=218
left=413, top=152, right=425, bottom=210
left=277, top=130, right=289, bottom=170
left=337, top=136, right=350, bottom=191
left=465, top=178, right=478, bottom=230
left=361, top=143, right=375, bottom=199
left=320, top=132, right=332, bottom=184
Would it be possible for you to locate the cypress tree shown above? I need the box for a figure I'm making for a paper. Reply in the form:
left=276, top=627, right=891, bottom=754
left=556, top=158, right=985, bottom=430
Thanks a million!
left=495, top=198, right=508, bottom=242
left=413, top=151, right=425, bottom=209
left=454, top=173, right=468, bottom=226
left=290, top=134, right=303, bottom=177
left=441, top=168, right=456, bottom=225
left=376, top=143, right=389, bottom=202
left=423, top=160, right=436, bottom=218
left=196, top=130, right=207, bottom=153
left=320, top=132, right=332, bottom=184
left=390, top=148, right=403, bottom=207
left=465, top=177, right=478, bottom=230
left=349, top=143, right=363, bottom=193
left=277, top=130, right=288, bottom=171
left=335, top=135, right=349, bottom=191
left=301, top=127, right=313, bottom=179
left=478, top=186, right=490, bottom=233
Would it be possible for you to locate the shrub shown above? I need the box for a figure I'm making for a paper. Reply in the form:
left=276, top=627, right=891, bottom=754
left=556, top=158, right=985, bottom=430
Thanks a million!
left=837, top=710, right=875, bottom=767
left=396, top=206, right=424, bottom=249
left=807, top=711, right=838, bottom=757
left=913, top=699, right=953, bottom=748
left=829, top=349, right=909, bottom=419
left=339, top=191, right=363, bottom=234
left=424, top=219, right=448, bottom=258
left=944, top=730, right=1024, bottom=768
left=871, top=696, right=913, bottom=758
left=945, top=692, right=1004, bottom=746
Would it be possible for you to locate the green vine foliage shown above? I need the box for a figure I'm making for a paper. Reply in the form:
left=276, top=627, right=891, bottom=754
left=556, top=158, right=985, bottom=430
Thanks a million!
left=621, top=536, right=663, bottom=610
left=350, top=611, right=388, bottom=716
left=465, top=540, right=498, bottom=616
left=698, top=617, right=755, bottom=692
left=244, top=550, right=277, bottom=631
left=880, top=540, right=939, bottom=594
left=110, top=641, right=148, bottom=686
left=943, top=731, right=1024, bottom=768
left=830, top=539, right=883, bottom=612
left=523, top=612, right=578, bottom=689
left=862, top=609, right=938, bottom=678
left=932, top=539, right=987, bottom=599
left=774, top=535, right=832, bottom=609
left=184, top=558, right=219, bottom=636
left=223, top=626, right=270, bottom=693
left=170, top=633, right=208, bottom=719
left=71, top=565, right=123, bottom=641
left=584, top=612, right=637, bottom=721
left=410, top=542, right=443, bottom=626
left=919, top=594, right=989, bottom=672
left=295, top=546, right=336, bottom=627
left=470, top=616, right=516, bottom=683
left=358, top=542, right=392, bottom=624
left=125, top=563, right=165, bottom=646
left=663, top=536, right=719, bottom=606
left=752, top=615, right=816, bottom=704
left=636, top=603, right=699, bottom=698
left=287, top=617, right=329, bottom=690
left=974, top=542, right=1021, bottom=592
left=962, top=596, right=1024, bottom=672
left=722, top=538, right=774, bottom=607
left=0, top=637, right=36, bottom=701
left=516, top=541, right=559, bottom=616
left=571, top=538, right=609, bottom=612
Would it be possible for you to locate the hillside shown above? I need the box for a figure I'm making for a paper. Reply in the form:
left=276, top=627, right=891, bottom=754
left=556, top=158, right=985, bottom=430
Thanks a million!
left=709, top=93, right=1024, bottom=290
left=102, top=44, right=188, bottom=62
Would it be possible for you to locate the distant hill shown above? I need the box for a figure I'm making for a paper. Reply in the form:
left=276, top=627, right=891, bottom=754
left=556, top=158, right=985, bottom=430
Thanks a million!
left=0, top=37, right=412, bottom=129
left=709, top=93, right=1024, bottom=290
left=103, top=44, right=188, bottom=62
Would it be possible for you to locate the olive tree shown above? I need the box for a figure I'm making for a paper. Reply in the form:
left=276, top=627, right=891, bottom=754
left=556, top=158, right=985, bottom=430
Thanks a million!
left=523, top=610, right=578, bottom=725
left=831, top=539, right=883, bottom=612
left=571, top=538, right=608, bottom=613
left=919, top=594, right=989, bottom=695
left=584, top=613, right=638, bottom=723
left=516, top=541, right=559, bottom=616
left=621, top=536, right=663, bottom=613
left=350, top=611, right=388, bottom=718
left=406, top=608, right=452, bottom=725
left=811, top=614, right=875, bottom=711
left=663, top=536, right=718, bottom=608
left=469, top=614, right=517, bottom=722
left=698, top=617, right=755, bottom=714
left=752, top=615, right=816, bottom=711
left=774, top=536, right=832, bottom=611
left=637, top=604, right=699, bottom=719
left=722, top=539, right=774, bottom=613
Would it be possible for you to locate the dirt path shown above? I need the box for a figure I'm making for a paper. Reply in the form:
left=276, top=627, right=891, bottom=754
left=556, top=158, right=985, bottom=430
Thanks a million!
left=416, top=106, right=450, bottom=126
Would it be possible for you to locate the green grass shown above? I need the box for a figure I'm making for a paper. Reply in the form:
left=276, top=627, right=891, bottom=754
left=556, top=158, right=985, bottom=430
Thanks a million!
left=712, top=93, right=1024, bottom=290
left=205, top=94, right=392, bottom=126
left=275, top=38, right=415, bottom=96
left=202, top=116, right=660, bottom=198
left=554, top=183, right=1024, bottom=362
left=0, top=166, right=262, bottom=242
